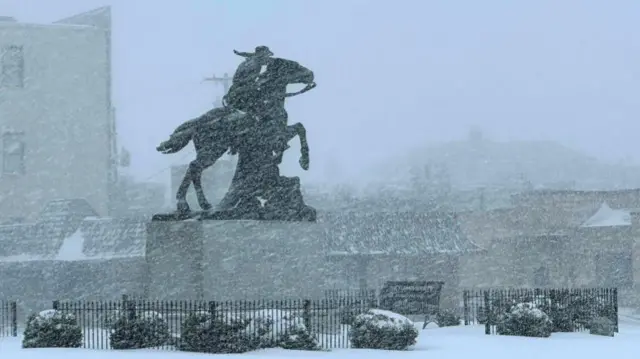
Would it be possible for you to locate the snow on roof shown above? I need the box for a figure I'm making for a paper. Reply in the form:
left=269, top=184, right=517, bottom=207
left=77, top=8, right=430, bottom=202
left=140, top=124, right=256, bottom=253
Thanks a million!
left=0, top=21, right=100, bottom=30
left=581, top=202, right=632, bottom=228
left=323, top=211, right=480, bottom=255
left=79, top=218, right=146, bottom=258
left=0, top=200, right=145, bottom=262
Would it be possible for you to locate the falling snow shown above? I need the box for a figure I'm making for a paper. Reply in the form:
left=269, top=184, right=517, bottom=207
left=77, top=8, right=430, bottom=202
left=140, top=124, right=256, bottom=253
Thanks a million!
left=1, top=2, right=640, bottom=357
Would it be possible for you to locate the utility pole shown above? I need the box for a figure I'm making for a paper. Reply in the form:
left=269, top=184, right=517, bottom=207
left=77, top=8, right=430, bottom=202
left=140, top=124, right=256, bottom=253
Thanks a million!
left=203, top=72, right=233, bottom=107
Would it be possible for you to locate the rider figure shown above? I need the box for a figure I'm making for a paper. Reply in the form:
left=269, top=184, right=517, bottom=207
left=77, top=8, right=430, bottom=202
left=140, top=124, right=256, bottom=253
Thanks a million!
left=225, top=46, right=312, bottom=162
left=224, top=46, right=274, bottom=113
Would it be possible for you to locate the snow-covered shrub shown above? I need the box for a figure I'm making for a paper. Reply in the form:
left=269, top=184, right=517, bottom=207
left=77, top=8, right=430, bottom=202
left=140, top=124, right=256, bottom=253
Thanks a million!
left=478, top=297, right=518, bottom=325
left=589, top=316, right=615, bottom=337
left=528, top=295, right=573, bottom=332
left=244, top=309, right=320, bottom=351
left=110, top=311, right=170, bottom=349
left=436, top=309, right=461, bottom=327
left=569, top=295, right=613, bottom=329
left=350, top=309, right=418, bottom=350
left=536, top=293, right=614, bottom=332
left=22, top=309, right=83, bottom=348
left=476, top=307, right=489, bottom=324
left=338, top=304, right=366, bottom=325
left=548, top=307, right=574, bottom=332
left=99, top=309, right=126, bottom=329
left=178, top=311, right=255, bottom=354
left=278, top=326, right=321, bottom=350
left=497, top=302, right=553, bottom=338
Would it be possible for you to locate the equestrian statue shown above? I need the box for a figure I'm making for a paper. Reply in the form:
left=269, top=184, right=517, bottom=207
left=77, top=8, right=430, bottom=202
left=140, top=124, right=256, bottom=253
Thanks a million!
left=153, top=46, right=317, bottom=222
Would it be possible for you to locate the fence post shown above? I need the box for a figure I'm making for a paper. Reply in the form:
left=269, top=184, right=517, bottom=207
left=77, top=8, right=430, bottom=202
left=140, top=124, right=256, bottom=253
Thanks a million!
left=483, top=291, right=490, bottom=335
left=122, top=294, right=135, bottom=320
left=10, top=301, right=17, bottom=337
left=613, top=288, right=619, bottom=333
left=52, top=300, right=60, bottom=310
left=303, top=300, right=311, bottom=332
left=463, top=291, right=469, bottom=325
left=208, top=301, right=217, bottom=320
left=368, top=290, right=378, bottom=309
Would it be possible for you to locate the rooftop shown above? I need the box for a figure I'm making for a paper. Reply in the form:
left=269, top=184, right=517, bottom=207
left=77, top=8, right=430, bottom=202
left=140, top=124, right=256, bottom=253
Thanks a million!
left=0, top=199, right=145, bottom=263
left=0, top=6, right=110, bottom=30
left=323, top=211, right=482, bottom=256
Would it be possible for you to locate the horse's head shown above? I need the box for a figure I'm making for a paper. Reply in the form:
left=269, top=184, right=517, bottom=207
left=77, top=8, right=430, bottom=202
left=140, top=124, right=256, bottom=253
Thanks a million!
left=261, top=57, right=315, bottom=92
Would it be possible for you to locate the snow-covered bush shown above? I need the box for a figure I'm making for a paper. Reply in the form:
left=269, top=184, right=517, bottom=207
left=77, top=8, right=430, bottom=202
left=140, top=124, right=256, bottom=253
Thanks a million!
left=110, top=311, right=170, bottom=349
left=589, top=316, right=615, bottom=337
left=436, top=309, right=461, bottom=327
left=244, top=309, right=320, bottom=351
left=22, top=309, right=83, bottom=348
left=535, top=293, right=614, bottom=332
left=178, top=311, right=255, bottom=354
left=350, top=309, right=418, bottom=350
left=338, top=304, right=367, bottom=325
left=569, top=294, right=613, bottom=329
left=99, top=309, right=126, bottom=329
left=278, top=326, right=321, bottom=351
left=477, top=297, right=519, bottom=325
left=179, top=309, right=320, bottom=353
left=497, top=302, right=553, bottom=338
left=548, top=307, right=574, bottom=332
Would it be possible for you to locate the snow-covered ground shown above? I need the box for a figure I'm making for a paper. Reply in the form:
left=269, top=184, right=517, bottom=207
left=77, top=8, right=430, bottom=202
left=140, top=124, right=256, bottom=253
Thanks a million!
left=2, top=320, right=639, bottom=359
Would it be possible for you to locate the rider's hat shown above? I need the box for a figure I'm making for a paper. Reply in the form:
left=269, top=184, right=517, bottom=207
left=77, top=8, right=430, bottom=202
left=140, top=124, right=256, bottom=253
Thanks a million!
left=254, top=46, right=274, bottom=57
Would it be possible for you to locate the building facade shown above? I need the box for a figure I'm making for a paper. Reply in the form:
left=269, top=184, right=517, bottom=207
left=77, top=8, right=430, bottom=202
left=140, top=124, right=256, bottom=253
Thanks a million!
left=0, top=7, right=116, bottom=221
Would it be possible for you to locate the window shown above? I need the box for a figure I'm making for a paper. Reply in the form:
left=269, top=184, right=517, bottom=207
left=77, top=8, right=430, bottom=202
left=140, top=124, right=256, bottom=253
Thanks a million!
left=1, top=45, right=24, bottom=88
left=2, top=132, right=25, bottom=175
left=596, top=252, right=633, bottom=288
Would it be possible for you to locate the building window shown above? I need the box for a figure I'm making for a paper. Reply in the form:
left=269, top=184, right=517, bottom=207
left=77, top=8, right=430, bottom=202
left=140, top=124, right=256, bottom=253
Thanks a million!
left=1, top=45, right=24, bottom=88
left=596, top=252, right=633, bottom=288
left=2, top=132, right=25, bottom=175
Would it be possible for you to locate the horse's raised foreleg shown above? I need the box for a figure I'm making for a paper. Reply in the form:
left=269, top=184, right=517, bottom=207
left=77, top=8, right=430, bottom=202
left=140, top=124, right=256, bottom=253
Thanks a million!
left=287, top=122, right=309, bottom=170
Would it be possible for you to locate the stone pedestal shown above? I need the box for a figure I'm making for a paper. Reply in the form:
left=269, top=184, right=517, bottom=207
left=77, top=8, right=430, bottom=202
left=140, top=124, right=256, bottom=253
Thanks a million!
left=146, top=221, right=205, bottom=300
left=145, top=220, right=327, bottom=301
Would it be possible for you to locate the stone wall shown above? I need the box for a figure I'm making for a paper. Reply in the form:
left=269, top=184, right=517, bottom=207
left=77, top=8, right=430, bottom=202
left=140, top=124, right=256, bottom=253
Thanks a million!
left=459, top=227, right=640, bottom=306
left=0, top=258, right=146, bottom=323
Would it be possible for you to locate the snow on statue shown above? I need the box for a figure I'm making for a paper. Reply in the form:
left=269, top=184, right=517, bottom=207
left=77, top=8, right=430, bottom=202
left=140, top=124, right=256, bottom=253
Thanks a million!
left=154, top=46, right=317, bottom=222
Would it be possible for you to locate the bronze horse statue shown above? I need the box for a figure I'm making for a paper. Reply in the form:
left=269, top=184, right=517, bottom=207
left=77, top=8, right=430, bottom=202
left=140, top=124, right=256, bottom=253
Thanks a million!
left=156, top=58, right=316, bottom=216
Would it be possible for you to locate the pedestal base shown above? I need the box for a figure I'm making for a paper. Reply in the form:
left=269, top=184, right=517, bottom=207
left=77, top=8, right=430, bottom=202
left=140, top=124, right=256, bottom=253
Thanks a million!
left=145, top=219, right=326, bottom=301
left=151, top=205, right=316, bottom=222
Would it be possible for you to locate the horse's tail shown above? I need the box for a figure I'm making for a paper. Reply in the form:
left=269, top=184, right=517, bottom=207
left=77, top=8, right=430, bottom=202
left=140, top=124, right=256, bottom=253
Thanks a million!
left=156, top=127, right=193, bottom=154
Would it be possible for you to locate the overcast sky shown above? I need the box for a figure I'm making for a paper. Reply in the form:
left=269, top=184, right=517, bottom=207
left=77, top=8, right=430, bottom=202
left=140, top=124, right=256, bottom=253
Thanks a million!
left=1, top=0, right=639, bottom=186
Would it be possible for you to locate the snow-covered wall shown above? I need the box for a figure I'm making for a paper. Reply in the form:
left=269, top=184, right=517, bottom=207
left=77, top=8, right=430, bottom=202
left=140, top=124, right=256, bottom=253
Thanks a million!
left=0, top=257, right=146, bottom=323
left=0, top=209, right=147, bottom=319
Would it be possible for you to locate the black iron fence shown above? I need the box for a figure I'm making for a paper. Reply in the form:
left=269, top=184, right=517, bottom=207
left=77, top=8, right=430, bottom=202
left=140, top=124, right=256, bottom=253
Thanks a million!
left=53, top=294, right=375, bottom=350
left=463, top=288, right=618, bottom=335
left=1, top=300, right=17, bottom=337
